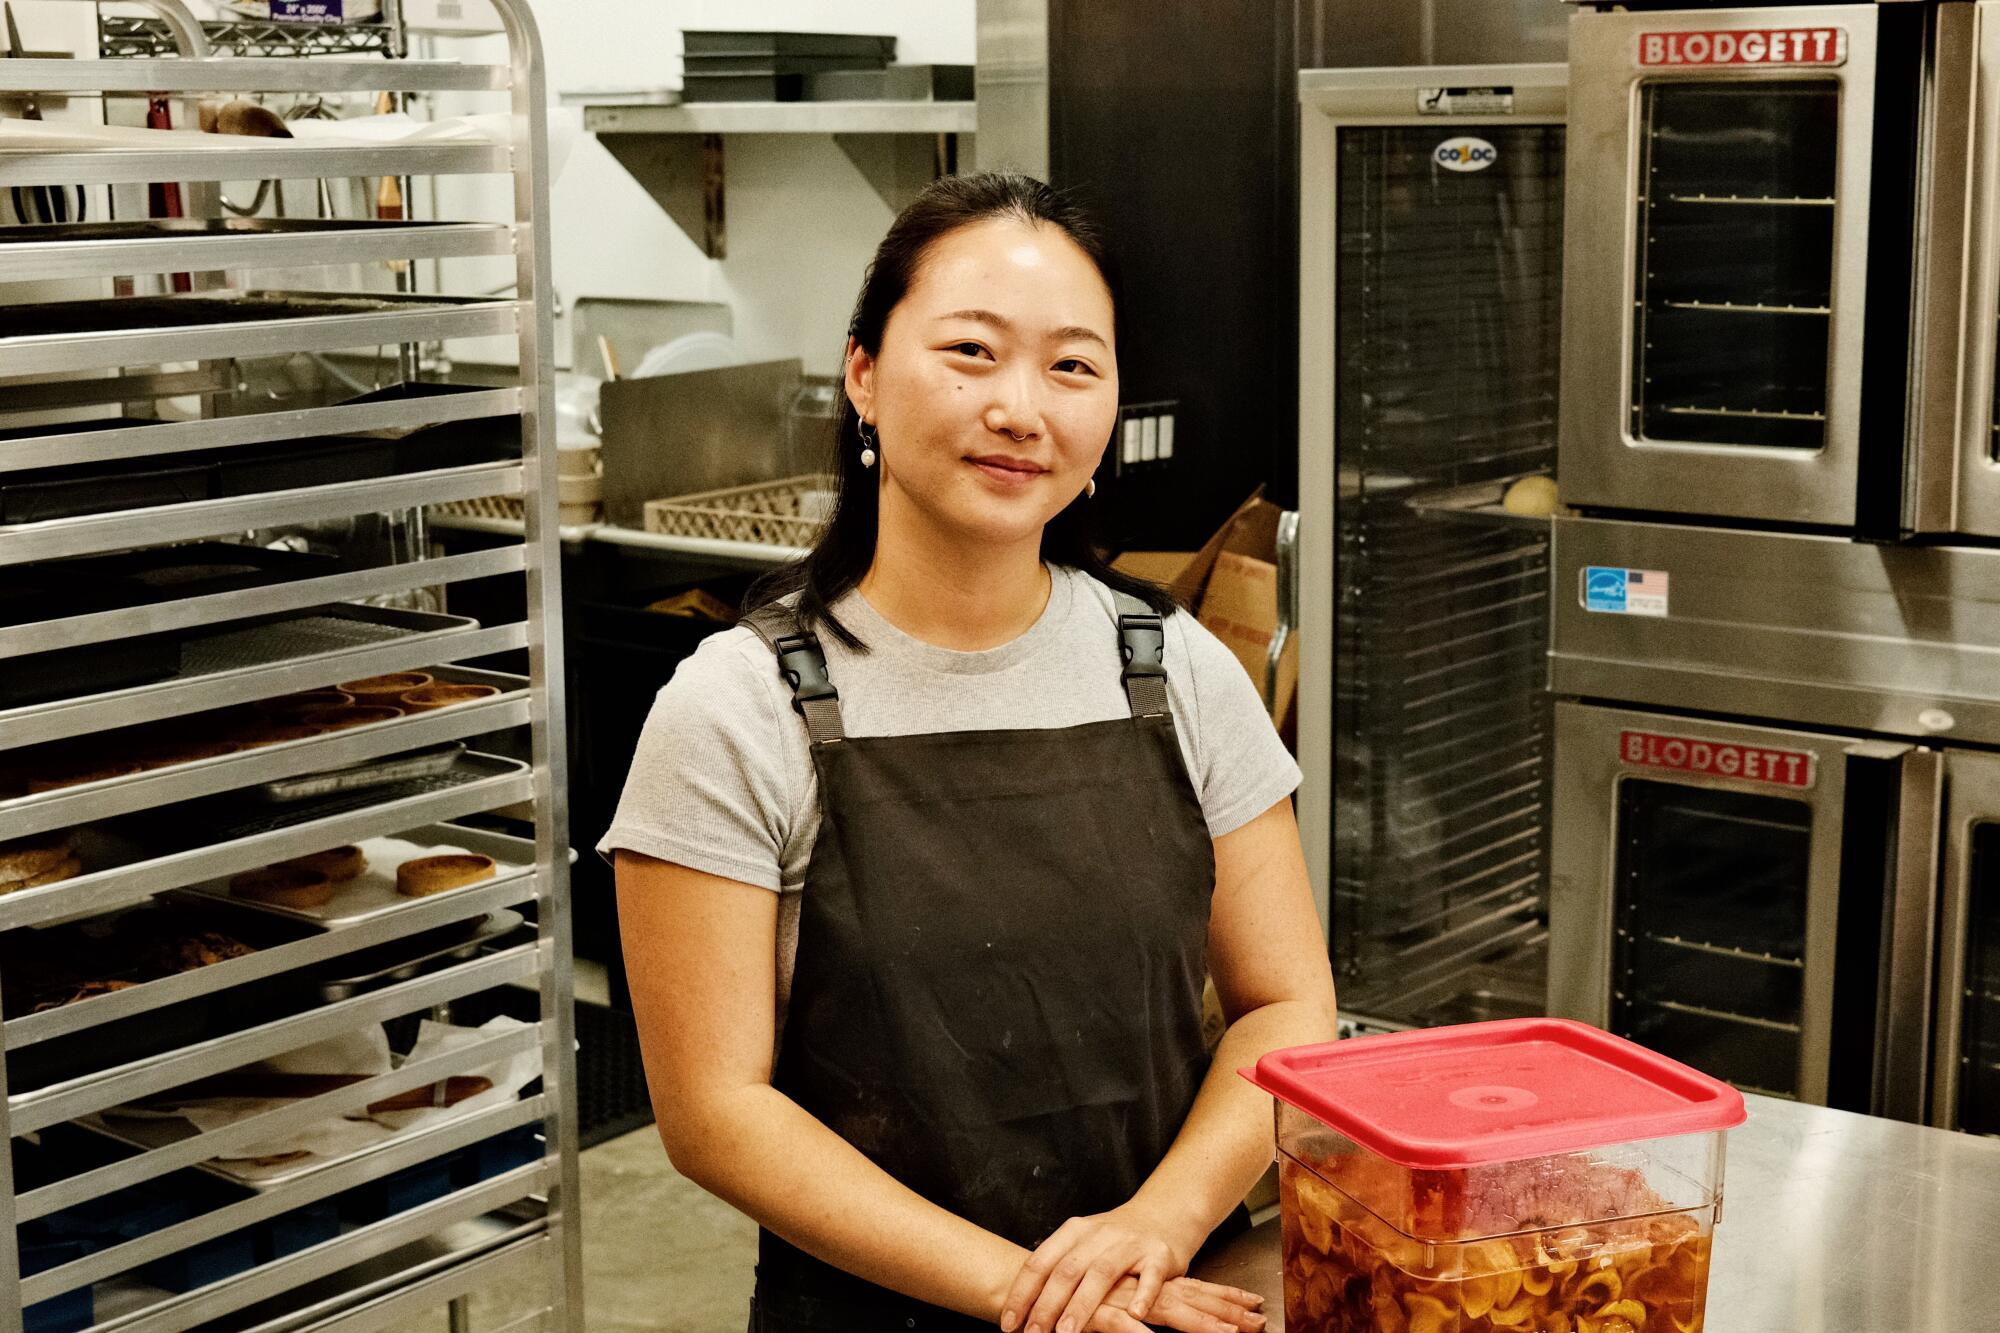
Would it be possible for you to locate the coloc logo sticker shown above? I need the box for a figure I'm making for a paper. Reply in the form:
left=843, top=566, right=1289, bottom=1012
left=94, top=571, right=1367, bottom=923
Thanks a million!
left=1434, top=137, right=1497, bottom=173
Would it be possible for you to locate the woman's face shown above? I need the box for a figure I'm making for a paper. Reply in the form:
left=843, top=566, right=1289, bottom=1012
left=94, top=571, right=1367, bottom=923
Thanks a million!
left=847, top=217, right=1119, bottom=549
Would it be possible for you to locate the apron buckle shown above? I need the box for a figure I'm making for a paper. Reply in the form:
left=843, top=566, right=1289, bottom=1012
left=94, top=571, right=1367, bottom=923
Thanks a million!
left=1117, top=613, right=1166, bottom=681
left=774, top=632, right=840, bottom=717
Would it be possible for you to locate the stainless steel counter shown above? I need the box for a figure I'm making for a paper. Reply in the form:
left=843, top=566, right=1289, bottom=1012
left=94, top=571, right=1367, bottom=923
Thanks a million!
left=1192, top=1094, right=2000, bottom=1332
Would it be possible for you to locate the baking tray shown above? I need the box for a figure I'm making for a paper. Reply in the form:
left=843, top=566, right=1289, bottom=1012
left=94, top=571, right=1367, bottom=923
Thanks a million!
left=250, top=742, right=466, bottom=804
left=0, top=571, right=181, bottom=707
left=164, top=814, right=538, bottom=927
left=0, top=451, right=214, bottom=524
left=0, top=290, right=499, bottom=340
left=682, top=73, right=809, bottom=102
left=214, top=435, right=402, bottom=497
left=681, top=30, right=895, bottom=60
left=122, top=750, right=527, bottom=848
left=805, top=65, right=974, bottom=102
left=6, top=963, right=305, bottom=1095
left=0, top=218, right=501, bottom=245
left=73, top=1058, right=520, bottom=1191
left=53, top=542, right=344, bottom=601
left=0, top=602, right=479, bottom=734
left=0, top=898, right=320, bottom=1021
left=310, top=909, right=524, bottom=1001
left=1405, top=476, right=1560, bottom=531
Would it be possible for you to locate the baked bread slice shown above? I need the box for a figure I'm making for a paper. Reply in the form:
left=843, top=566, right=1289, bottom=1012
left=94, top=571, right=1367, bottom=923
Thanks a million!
left=278, top=845, right=366, bottom=883
left=0, top=828, right=74, bottom=882
left=395, top=853, right=496, bottom=898
left=338, top=672, right=432, bottom=701
left=230, top=863, right=336, bottom=910
left=399, top=683, right=500, bottom=712
left=0, top=854, right=82, bottom=894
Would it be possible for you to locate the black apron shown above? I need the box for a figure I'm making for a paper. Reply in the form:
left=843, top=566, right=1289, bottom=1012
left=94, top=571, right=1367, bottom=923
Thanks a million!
left=740, top=592, right=1223, bottom=1332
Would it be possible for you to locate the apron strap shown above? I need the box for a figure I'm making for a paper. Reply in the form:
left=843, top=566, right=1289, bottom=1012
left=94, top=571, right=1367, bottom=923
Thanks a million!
left=742, top=605, right=848, bottom=744
left=1110, top=591, right=1171, bottom=719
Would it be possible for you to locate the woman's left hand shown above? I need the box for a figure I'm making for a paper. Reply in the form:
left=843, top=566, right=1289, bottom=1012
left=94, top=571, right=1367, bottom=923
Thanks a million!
left=999, top=1203, right=1205, bottom=1333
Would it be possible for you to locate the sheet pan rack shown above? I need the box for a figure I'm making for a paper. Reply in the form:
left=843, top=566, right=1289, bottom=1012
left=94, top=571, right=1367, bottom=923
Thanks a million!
left=0, top=2, right=581, bottom=1329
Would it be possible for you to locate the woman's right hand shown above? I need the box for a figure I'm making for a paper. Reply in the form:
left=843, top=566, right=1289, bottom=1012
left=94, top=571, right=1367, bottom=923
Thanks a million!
left=1088, top=1275, right=1265, bottom=1333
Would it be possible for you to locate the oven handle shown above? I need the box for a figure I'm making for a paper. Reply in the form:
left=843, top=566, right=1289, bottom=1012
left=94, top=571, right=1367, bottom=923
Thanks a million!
left=1908, top=3, right=1981, bottom=534
left=1874, top=747, right=1943, bottom=1122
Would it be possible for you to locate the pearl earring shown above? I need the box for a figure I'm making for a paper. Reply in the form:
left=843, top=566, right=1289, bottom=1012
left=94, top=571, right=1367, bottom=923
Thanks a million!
left=858, top=420, right=878, bottom=469
left=1086, top=478, right=1097, bottom=498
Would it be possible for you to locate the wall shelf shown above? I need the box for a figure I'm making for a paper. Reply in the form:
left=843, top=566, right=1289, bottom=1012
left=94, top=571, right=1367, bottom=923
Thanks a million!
left=584, top=99, right=975, bottom=258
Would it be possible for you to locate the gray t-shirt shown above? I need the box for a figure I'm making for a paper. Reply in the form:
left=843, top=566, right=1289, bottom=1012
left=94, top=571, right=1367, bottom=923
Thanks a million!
left=596, top=565, right=1302, bottom=1017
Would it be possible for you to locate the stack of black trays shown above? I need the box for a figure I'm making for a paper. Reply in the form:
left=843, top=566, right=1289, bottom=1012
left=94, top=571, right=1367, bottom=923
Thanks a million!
left=681, top=30, right=895, bottom=103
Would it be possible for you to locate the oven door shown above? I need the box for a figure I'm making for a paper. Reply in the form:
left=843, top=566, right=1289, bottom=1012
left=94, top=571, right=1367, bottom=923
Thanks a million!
left=1551, top=702, right=1940, bottom=1113
left=1561, top=6, right=1894, bottom=526
left=1932, top=751, right=2000, bottom=1134
left=1942, top=2, right=2000, bottom=537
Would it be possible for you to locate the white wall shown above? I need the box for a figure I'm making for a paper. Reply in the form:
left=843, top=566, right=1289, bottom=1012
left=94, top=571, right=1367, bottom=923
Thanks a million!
left=490, top=0, right=975, bottom=372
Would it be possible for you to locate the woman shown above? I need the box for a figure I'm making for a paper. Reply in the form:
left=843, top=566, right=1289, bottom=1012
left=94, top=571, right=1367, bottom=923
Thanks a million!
left=603, top=172, right=1338, bottom=1333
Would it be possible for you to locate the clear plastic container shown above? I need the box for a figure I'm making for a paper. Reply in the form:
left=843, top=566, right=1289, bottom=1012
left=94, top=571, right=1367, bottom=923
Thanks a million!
left=1245, top=1019, right=1745, bottom=1333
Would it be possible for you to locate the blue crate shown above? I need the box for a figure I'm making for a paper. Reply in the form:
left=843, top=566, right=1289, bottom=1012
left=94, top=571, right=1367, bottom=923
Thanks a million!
left=336, top=1155, right=460, bottom=1225
left=259, top=1199, right=341, bottom=1262
left=455, top=1124, right=544, bottom=1187
left=20, top=1240, right=92, bottom=1333
left=139, top=1227, right=259, bottom=1294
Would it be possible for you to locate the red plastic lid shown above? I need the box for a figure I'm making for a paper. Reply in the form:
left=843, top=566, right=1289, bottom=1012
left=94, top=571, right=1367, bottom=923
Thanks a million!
left=1241, top=1018, right=1747, bottom=1170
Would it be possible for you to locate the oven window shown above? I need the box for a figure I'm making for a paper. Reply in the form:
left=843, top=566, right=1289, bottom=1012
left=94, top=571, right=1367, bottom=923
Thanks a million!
left=1630, top=80, right=1840, bottom=450
left=1961, top=824, right=2000, bottom=1135
left=1612, top=778, right=1811, bottom=1098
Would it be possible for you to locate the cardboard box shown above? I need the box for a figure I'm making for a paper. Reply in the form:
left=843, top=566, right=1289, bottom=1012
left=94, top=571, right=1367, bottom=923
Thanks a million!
left=1113, top=490, right=1298, bottom=744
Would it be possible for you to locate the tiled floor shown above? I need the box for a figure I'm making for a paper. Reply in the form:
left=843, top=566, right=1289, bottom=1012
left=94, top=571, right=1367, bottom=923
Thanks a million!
left=440, top=1123, right=758, bottom=1332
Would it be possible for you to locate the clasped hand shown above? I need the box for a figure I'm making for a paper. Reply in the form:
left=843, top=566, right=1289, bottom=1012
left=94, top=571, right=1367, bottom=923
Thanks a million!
left=998, top=1206, right=1266, bottom=1333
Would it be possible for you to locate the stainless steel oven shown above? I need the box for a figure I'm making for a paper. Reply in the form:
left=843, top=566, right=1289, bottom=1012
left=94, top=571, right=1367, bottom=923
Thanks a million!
left=1558, top=1, right=2000, bottom=538
left=1549, top=700, right=1962, bottom=1120
left=1934, top=750, right=2000, bottom=1134
left=1551, top=0, right=2000, bottom=1138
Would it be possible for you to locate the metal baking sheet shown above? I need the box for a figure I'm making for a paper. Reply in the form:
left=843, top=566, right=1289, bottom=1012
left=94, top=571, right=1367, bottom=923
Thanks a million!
left=0, top=290, right=500, bottom=340
left=71, top=1027, right=525, bottom=1191
left=311, top=909, right=524, bottom=1001
left=0, top=603, right=482, bottom=742
left=166, top=816, right=537, bottom=928
left=1405, top=476, right=1560, bottom=531
left=0, top=665, right=525, bottom=821
left=0, top=218, right=498, bottom=245
left=249, top=743, right=466, bottom=804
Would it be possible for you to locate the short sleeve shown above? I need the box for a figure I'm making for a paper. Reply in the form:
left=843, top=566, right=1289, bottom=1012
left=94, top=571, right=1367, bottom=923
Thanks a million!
left=593, top=629, right=799, bottom=891
left=1170, top=612, right=1302, bottom=838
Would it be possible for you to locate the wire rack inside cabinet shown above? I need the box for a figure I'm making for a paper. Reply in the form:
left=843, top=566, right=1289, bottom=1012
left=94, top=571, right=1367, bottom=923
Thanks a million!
left=1330, top=120, right=1565, bottom=1029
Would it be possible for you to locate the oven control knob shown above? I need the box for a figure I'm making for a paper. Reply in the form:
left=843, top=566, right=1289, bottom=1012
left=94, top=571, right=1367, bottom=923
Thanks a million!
left=1917, top=708, right=1956, bottom=733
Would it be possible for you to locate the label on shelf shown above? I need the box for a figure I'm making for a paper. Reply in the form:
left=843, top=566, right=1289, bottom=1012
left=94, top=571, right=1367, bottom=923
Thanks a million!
left=265, top=0, right=358, bottom=23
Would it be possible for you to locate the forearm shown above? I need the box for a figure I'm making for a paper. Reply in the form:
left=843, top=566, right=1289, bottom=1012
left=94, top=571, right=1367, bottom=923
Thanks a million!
left=1131, top=998, right=1339, bottom=1261
left=671, top=1082, right=1030, bottom=1321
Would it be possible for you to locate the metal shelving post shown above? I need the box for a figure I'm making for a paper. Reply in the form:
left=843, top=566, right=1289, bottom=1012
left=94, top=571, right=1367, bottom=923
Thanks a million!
left=0, top=1, right=582, bottom=1328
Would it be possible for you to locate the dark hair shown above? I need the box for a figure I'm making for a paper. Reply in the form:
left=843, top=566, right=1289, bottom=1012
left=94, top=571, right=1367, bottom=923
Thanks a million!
left=744, top=171, right=1177, bottom=648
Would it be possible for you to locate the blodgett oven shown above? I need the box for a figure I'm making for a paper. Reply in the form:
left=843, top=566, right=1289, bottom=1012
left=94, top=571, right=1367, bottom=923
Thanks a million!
left=1552, top=701, right=2000, bottom=1134
left=1560, top=1, right=2000, bottom=536
left=1551, top=1, right=2000, bottom=1136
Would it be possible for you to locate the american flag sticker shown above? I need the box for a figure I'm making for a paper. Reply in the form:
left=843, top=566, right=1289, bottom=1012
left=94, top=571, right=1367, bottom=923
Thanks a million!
left=1624, top=569, right=1669, bottom=617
